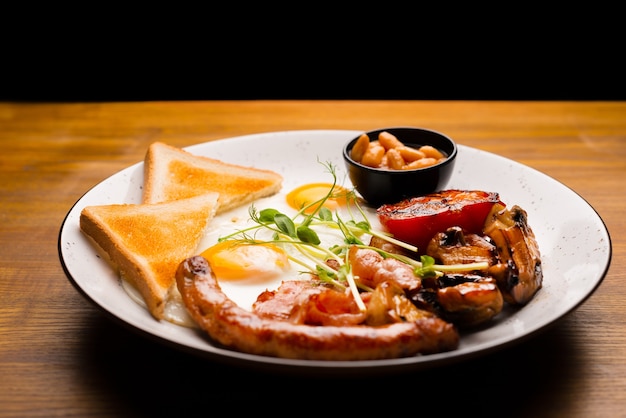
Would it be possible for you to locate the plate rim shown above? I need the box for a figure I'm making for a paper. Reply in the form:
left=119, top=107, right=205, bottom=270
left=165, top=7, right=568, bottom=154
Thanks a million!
left=57, top=129, right=613, bottom=375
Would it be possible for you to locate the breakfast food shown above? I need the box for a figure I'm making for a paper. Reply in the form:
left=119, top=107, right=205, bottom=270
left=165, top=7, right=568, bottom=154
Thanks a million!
left=173, top=172, right=543, bottom=359
left=482, top=202, right=543, bottom=305
left=80, top=141, right=285, bottom=322
left=377, top=190, right=503, bottom=254
left=376, top=192, right=541, bottom=327
left=142, top=141, right=283, bottom=214
left=285, top=182, right=351, bottom=214
left=350, top=130, right=447, bottom=170
left=176, top=255, right=459, bottom=360
left=80, top=192, right=220, bottom=320
left=79, top=139, right=543, bottom=361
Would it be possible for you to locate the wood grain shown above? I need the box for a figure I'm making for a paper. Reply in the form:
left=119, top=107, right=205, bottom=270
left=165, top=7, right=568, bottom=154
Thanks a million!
left=1, top=100, right=625, bottom=417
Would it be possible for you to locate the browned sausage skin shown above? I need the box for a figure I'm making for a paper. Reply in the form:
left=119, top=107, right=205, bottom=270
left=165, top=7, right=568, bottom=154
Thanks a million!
left=176, top=256, right=459, bottom=361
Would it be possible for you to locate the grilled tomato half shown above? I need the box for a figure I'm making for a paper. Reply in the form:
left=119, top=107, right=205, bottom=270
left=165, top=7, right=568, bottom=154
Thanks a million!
left=376, top=190, right=503, bottom=254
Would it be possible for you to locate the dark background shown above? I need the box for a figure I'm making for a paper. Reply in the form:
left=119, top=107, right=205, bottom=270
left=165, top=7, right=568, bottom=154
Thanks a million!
left=3, top=11, right=624, bottom=102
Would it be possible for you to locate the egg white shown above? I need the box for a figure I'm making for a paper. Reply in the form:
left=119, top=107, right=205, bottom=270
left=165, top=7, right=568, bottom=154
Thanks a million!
left=157, top=189, right=378, bottom=326
left=195, top=193, right=347, bottom=311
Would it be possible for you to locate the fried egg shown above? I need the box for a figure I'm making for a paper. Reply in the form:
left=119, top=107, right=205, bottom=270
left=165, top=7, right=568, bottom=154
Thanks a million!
left=160, top=182, right=365, bottom=326
left=286, top=182, right=351, bottom=213
left=190, top=194, right=301, bottom=312
left=200, top=240, right=290, bottom=282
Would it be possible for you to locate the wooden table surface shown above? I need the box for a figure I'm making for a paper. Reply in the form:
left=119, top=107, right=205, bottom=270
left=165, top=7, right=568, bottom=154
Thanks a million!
left=1, top=100, right=624, bottom=417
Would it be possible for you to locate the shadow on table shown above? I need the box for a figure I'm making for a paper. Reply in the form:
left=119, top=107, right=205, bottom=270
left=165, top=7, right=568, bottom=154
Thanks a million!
left=75, top=310, right=581, bottom=417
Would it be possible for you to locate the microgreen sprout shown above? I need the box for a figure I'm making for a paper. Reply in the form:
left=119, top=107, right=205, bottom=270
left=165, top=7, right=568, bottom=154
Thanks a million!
left=216, top=160, right=489, bottom=312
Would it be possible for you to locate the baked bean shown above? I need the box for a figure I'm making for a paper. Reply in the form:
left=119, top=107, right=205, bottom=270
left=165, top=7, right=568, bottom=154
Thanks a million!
left=361, top=144, right=385, bottom=167
left=419, top=145, right=444, bottom=159
left=398, top=146, right=426, bottom=162
left=351, top=133, right=370, bottom=162
left=350, top=131, right=447, bottom=171
left=404, top=157, right=438, bottom=169
left=378, top=131, right=404, bottom=150
left=386, top=148, right=405, bottom=170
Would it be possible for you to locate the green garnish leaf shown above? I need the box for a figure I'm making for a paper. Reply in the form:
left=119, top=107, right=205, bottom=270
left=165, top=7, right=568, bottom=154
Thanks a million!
left=421, top=255, right=435, bottom=267
left=318, top=207, right=333, bottom=221
left=415, top=254, right=437, bottom=278
left=354, top=221, right=371, bottom=232
left=259, top=208, right=281, bottom=223
left=274, top=213, right=296, bottom=237
left=297, top=225, right=321, bottom=245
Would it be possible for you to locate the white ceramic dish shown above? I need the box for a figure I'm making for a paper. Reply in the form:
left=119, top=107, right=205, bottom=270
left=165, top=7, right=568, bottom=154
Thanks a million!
left=58, top=130, right=611, bottom=375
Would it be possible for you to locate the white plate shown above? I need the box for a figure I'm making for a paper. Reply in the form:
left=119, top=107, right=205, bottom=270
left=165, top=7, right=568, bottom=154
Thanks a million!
left=58, top=130, right=612, bottom=375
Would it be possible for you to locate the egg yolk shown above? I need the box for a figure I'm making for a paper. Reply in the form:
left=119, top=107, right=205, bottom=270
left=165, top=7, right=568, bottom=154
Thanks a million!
left=286, top=183, right=350, bottom=213
left=200, top=240, right=290, bottom=281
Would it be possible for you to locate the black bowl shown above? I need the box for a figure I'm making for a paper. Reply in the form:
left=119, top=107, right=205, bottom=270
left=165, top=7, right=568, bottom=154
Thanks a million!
left=343, top=126, right=458, bottom=206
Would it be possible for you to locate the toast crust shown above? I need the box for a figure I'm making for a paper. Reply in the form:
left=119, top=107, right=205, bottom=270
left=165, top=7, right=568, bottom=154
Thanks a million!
left=79, top=192, right=220, bottom=320
left=143, top=142, right=283, bottom=213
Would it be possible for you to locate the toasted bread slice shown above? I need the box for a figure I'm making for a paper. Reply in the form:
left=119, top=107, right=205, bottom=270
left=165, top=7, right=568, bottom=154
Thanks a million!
left=142, top=141, right=283, bottom=213
left=79, top=192, right=220, bottom=320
